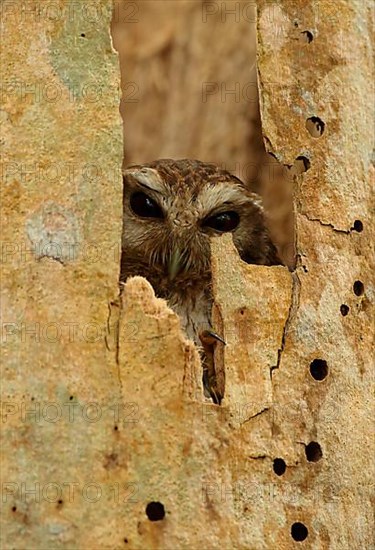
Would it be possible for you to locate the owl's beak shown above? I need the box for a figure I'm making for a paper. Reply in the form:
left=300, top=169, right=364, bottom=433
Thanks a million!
left=168, top=248, right=182, bottom=280
left=199, top=330, right=226, bottom=346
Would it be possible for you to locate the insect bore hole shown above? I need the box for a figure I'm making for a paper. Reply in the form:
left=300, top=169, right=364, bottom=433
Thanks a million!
left=301, top=30, right=314, bottom=42
left=291, top=522, right=309, bottom=542
left=306, top=116, right=325, bottom=137
left=305, top=441, right=323, bottom=462
left=296, top=155, right=311, bottom=172
left=145, top=501, right=165, bottom=521
left=273, top=458, right=287, bottom=476
left=340, top=304, right=349, bottom=316
left=353, top=280, right=364, bottom=296
left=309, top=359, right=328, bottom=381
left=352, top=219, right=363, bottom=232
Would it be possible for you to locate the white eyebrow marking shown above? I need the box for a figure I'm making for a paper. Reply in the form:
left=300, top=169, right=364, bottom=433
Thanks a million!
left=198, top=182, right=260, bottom=214
left=123, top=167, right=164, bottom=195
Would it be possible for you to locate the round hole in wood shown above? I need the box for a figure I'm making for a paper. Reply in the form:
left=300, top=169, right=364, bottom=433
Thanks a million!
left=291, top=522, right=308, bottom=541
left=309, top=359, right=328, bottom=381
left=145, top=501, right=165, bottom=521
left=273, top=458, right=287, bottom=476
left=305, top=441, right=323, bottom=462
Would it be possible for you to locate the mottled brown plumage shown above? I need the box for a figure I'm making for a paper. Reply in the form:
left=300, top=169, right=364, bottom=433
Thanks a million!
left=120, top=159, right=280, bottom=401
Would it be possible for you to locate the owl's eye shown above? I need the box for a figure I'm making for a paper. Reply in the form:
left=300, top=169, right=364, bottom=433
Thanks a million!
left=202, top=211, right=240, bottom=232
left=130, top=192, right=164, bottom=219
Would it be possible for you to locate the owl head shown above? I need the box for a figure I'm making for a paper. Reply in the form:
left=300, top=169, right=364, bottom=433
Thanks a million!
left=121, top=159, right=279, bottom=294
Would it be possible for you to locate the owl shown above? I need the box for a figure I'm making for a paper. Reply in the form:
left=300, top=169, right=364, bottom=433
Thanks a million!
left=120, top=159, right=280, bottom=403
